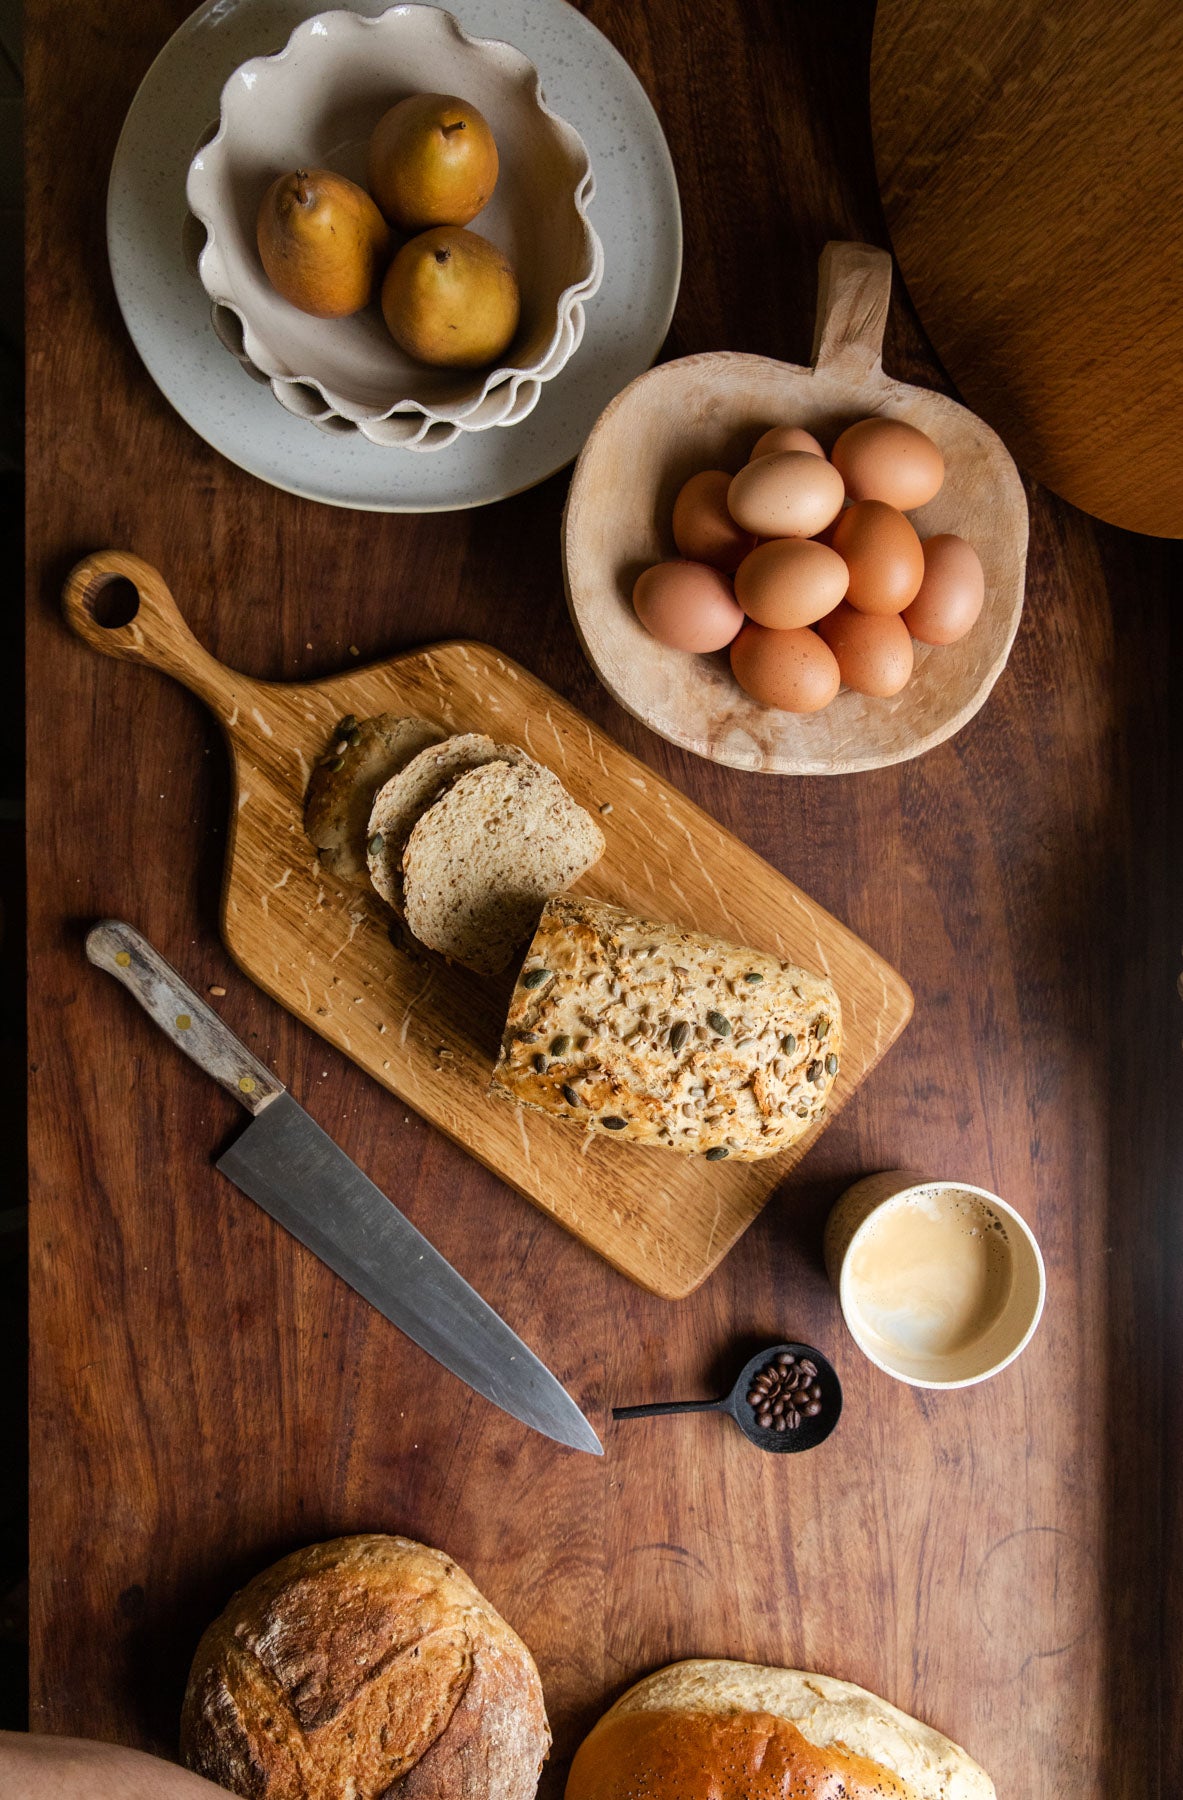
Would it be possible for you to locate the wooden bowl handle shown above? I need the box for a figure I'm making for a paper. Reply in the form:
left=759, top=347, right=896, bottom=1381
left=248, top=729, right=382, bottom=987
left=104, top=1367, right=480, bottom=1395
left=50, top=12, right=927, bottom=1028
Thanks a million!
left=810, top=241, right=893, bottom=380
left=62, top=550, right=232, bottom=710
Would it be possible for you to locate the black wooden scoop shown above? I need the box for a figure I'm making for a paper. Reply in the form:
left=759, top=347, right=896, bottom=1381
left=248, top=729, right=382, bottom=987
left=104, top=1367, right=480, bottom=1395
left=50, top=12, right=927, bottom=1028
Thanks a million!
left=613, top=1342, right=842, bottom=1454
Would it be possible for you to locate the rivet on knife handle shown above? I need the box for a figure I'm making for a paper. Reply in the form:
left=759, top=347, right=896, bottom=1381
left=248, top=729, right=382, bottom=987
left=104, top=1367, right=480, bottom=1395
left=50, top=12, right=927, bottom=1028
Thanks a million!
left=85, top=920, right=286, bottom=1117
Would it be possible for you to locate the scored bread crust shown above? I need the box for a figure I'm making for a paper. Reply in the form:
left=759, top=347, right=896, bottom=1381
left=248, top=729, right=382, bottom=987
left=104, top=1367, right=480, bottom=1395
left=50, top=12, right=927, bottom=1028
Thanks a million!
left=366, top=733, right=533, bottom=912
left=490, top=897, right=840, bottom=1159
left=401, top=761, right=606, bottom=975
left=180, top=1534, right=550, bottom=1800
left=304, top=714, right=444, bottom=889
left=569, top=1660, right=994, bottom=1800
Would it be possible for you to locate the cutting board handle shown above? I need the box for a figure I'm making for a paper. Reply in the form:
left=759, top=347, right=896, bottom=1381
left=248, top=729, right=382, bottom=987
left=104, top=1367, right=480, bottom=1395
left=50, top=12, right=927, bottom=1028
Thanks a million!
left=62, top=551, right=242, bottom=714
left=811, top=240, right=893, bottom=380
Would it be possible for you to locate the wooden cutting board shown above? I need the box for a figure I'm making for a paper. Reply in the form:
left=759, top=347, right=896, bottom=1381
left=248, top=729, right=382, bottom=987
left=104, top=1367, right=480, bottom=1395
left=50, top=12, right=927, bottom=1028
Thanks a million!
left=62, top=550, right=912, bottom=1299
left=872, top=0, right=1183, bottom=537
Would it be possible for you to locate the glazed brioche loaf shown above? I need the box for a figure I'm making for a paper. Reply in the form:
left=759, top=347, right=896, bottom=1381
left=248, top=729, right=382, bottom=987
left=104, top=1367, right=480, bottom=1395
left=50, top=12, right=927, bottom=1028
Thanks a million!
left=491, top=897, right=840, bottom=1159
left=402, top=761, right=606, bottom=975
left=564, top=1660, right=995, bottom=1800
left=181, top=1535, right=550, bottom=1800
left=304, top=713, right=444, bottom=887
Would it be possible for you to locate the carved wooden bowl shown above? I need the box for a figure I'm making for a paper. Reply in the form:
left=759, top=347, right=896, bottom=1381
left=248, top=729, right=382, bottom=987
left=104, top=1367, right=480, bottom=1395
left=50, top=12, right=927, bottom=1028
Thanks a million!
left=562, top=241, right=1028, bottom=774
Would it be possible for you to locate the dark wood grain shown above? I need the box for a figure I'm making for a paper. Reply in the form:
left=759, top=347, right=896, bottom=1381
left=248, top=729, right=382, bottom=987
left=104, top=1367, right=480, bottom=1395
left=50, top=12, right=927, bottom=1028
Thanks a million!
left=25, top=2, right=1183, bottom=1796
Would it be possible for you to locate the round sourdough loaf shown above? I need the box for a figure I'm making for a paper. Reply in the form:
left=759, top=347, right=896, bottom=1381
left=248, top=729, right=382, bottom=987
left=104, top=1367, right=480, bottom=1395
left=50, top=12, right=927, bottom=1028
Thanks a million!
left=180, top=1535, right=550, bottom=1800
left=564, top=1660, right=995, bottom=1800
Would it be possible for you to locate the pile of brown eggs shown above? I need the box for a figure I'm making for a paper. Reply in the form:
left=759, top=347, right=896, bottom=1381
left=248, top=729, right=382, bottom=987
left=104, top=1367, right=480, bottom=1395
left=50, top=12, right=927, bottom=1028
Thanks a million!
left=632, top=419, right=985, bottom=714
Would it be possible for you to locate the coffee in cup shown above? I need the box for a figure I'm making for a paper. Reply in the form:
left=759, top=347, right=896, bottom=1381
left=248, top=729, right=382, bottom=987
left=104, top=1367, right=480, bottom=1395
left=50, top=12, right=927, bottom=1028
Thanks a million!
left=824, top=1172, right=1045, bottom=1388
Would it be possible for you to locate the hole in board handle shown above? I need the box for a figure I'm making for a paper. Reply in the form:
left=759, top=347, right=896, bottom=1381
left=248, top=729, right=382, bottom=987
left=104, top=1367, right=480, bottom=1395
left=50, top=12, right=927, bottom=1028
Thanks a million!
left=87, top=576, right=141, bottom=630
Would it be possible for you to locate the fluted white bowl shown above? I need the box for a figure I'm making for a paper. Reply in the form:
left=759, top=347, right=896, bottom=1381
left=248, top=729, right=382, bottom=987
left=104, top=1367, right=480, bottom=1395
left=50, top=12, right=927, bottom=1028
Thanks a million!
left=186, top=4, right=603, bottom=450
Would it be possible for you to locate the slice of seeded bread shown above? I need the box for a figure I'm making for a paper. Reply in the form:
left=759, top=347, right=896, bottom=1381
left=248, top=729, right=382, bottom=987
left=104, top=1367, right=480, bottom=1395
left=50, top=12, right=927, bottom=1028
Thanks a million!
left=304, top=713, right=444, bottom=888
left=366, top=732, right=532, bottom=912
left=401, top=761, right=606, bottom=975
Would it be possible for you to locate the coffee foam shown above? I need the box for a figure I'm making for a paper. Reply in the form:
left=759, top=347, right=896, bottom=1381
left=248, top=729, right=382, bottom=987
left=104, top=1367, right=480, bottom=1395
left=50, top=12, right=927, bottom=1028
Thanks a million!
left=846, top=1186, right=1015, bottom=1364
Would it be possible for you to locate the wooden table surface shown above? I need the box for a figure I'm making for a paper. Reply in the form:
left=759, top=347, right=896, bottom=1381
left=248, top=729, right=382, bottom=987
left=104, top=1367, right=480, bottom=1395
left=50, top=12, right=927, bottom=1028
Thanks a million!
left=25, top=2, right=1183, bottom=1795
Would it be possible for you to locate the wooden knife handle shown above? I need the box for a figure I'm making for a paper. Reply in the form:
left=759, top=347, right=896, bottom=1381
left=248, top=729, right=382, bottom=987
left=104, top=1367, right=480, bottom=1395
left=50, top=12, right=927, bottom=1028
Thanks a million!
left=86, top=920, right=286, bottom=1118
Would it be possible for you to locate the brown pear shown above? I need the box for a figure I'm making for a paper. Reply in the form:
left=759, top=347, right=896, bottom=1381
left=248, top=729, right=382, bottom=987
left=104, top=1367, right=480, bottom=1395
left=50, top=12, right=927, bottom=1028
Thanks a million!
left=367, top=94, right=499, bottom=232
left=381, top=227, right=520, bottom=369
left=256, top=169, right=391, bottom=318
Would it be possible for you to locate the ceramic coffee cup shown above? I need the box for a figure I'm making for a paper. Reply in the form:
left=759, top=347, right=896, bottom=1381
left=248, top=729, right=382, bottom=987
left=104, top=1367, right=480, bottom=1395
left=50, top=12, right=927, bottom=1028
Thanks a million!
left=824, top=1170, right=1045, bottom=1389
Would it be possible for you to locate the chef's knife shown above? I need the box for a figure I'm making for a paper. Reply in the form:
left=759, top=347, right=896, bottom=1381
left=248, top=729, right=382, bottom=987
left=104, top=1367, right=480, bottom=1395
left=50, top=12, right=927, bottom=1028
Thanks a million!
left=85, top=920, right=602, bottom=1456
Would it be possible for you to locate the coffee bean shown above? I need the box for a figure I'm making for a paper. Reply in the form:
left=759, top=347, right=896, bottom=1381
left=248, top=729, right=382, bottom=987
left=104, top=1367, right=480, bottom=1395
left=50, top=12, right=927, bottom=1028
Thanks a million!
left=744, top=1349, right=829, bottom=1438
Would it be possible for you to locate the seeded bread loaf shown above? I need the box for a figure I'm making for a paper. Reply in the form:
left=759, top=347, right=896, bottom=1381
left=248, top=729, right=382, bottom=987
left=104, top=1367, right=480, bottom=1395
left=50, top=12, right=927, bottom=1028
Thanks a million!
left=402, top=761, right=606, bottom=975
left=367, top=732, right=532, bottom=912
left=490, top=897, right=840, bottom=1159
left=180, top=1535, right=550, bottom=1800
left=304, top=713, right=444, bottom=887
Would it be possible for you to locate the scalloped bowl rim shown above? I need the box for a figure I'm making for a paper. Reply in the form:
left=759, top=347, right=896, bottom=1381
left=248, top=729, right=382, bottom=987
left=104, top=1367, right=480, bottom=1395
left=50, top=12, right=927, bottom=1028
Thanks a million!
left=185, top=3, right=603, bottom=432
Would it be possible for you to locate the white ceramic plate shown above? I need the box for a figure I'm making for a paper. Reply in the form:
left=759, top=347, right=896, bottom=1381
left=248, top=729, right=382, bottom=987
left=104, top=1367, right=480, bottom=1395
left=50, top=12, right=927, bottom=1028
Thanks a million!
left=108, top=0, right=682, bottom=512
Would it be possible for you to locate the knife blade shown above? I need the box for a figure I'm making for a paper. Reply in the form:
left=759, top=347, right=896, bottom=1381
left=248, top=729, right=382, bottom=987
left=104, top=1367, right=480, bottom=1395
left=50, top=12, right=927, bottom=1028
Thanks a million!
left=85, top=920, right=601, bottom=1456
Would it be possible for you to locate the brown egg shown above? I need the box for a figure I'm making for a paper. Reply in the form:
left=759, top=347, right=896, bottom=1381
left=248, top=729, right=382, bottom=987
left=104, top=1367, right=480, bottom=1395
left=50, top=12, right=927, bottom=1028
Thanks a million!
left=734, top=539, right=848, bottom=629
left=812, top=509, right=846, bottom=548
left=903, top=534, right=985, bottom=644
left=672, top=470, right=757, bottom=572
left=750, top=425, right=825, bottom=461
left=727, top=451, right=845, bottom=539
left=817, top=603, right=914, bottom=697
left=730, top=621, right=841, bottom=713
left=633, top=561, right=745, bottom=653
left=830, top=500, right=925, bottom=614
left=831, top=417, right=945, bottom=510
